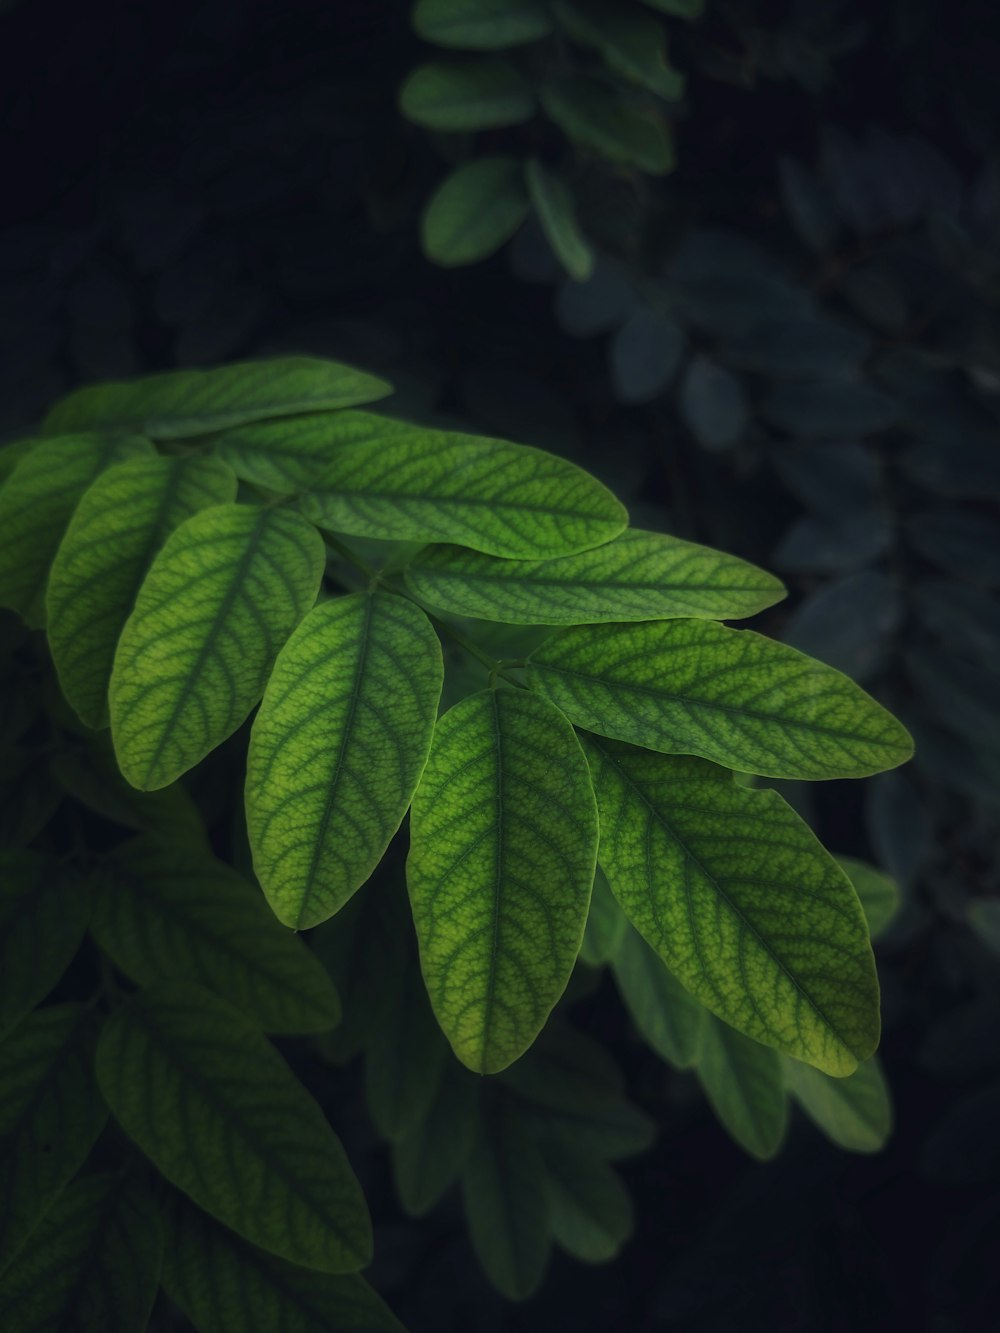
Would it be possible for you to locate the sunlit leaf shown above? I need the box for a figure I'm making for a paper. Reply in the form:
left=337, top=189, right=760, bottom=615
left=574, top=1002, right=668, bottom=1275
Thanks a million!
left=541, top=1139, right=633, bottom=1262
left=611, top=920, right=705, bottom=1068
left=400, top=59, right=535, bottom=130
left=413, top=0, right=552, bottom=49
left=524, top=157, right=594, bottom=282
left=697, top=1016, right=788, bottom=1160
left=110, top=504, right=324, bottom=790
left=392, top=1061, right=480, bottom=1216
left=784, top=1054, right=892, bottom=1153
left=421, top=157, right=530, bottom=267
left=540, top=75, right=674, bottom=174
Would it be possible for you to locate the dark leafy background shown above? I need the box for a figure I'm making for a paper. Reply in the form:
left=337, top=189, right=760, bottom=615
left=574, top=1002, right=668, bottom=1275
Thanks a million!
left=2, top=0, right=999, bottom=1328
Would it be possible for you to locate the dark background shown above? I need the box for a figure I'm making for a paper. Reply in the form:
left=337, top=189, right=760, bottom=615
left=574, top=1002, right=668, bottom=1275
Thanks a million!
left=2, top=1, right=999, bottom=1329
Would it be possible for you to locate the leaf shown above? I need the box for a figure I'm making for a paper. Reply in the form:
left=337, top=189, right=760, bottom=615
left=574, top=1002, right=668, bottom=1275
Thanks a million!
left=47, top=454, right=238, bottom=728
left=865, top=770, right=930, bottom=893
left=609, top=307, right=684, bottom=404
left=764, top=379, right=900, bottom=437
left=772, top=509, right=891, bottom=576
left=540, top=75, right=674, bottom=174
left=300, top=426, right=626, bottom=559
left=413, top=0, right=552, bottom=49
left=782, top=571, right=901, bottom=684
left=421, top=157, right=530, bottom=267
left=640, top=0, right=705, bottom=15
left=392, top=1061, right=480, bottom=1216
left=968, top=900, right=1000, bottom=957
left=0, top=851, right=90, bottom=1040
left=784, top=1055, right=892, bottom=1153
left=0, top=435, right=40, bottom=485
left=43, top=357, right=392, bottom=439
left=584, top=740, right=880, bottom=1076
left=777, top=156, right=839, bottom=254
left=723, top=317, right=869, bottom=378
left=912, top=580, right=1000, bottom=667
left=679, top=355, right=748, bottom=450
left=461, top=1098, right=552, bottom=1300
left=400, top=59, right=535, bottom=130
left=611, top=921, right=705, bottom=1068
left=524, top=158, right=594, bottom=282
left=541, top=1140, right=633, bottom=1263
left=837, top=856, right=899, bottom=940
left=161, top=1194, right=405, bottom=1333
left=89, top=836, right=340, bottom=1033
left=95, top=981, right=372, bottom=1272
left=0, top=1004, right=107, bottom=1271
left=246, top=592, right=443, bottom=929
left=0, top=1173, right=163, bottom=1333
left=407, top=528, right=784, bottom=626
left=0, top=433, right=152, bottom=627
left=527, top=619, right=914, bottom=780
left=579, top=866, right=626, bottom=966
left=109, top=504, right=325, bottom=791
left=907, top=510, right=1000, bottom=585
left=555, top=260, right=638, bottom=336
left=407, top=688, right=598, bottom=1073
left=696, top=1017, right=788, bottom=1160
left=552, top=0, right=684, bottom=99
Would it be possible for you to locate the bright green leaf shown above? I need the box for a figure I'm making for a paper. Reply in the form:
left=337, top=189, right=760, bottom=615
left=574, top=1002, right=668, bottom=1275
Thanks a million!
left=161, top=1194, right=405, bottom=1333
left=47, top=454, right=238, bottom=728
left=527, top=618, right=914, bottom=780
left=421, top=157, right=530, bottom=267
left=95, top=981, right=372, bottom=1273
left=697, top=1016, right=788, bottom=1160
left=540, top=75, right=674, bottom=174
left=0, top=1174, right=163, bottom=1333
left=579, top=866, right=627, bottom=966
left=247, top=592, right=443, bottom=929
left=552, top=0, right=684, bottom=99
left=300, top=426, right=626, bottom=559
left=413, top=0, right=552, bottom=48
left=89, top=836, right=341, bottom=1034
left=400, top=59, right=535, bottom=130
left=43, top=358, right=392, bottom=440
left=407, top=688, right=599, bottom=1073
left=838, top=855, right=899, bottom=940
left=784, top=1054, right=892, bottom=1153
left=109, top=504, right=325, bottom=791
left=585, top=740, right=880, bottom=1076
left=393, top=1061, right=480, bottom=1216
left=524, top=158, right=594, bottom=281
left=611, top=920, right=705, bottom=1069
left=407, top=527, right=784, bottom=625
left=541, top=1140, right=633, bottom=1262
left=0, top=433, right=152, bottom=627
left=0, top=1004, right=107, bottom=1271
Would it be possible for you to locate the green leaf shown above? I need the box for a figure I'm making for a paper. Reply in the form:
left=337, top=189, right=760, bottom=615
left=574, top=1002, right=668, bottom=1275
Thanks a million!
left=0, top=433, right=152, bottom=627
left=89, top=836, right=341, bottom=1034
left=0, top=1004, right=107, bottom=1271
left=906, top=511, right=1000, bottom=586
left=407, top=527, right=784, bottom=625
left=413, top=0, right=552, bottom=48
left=784, top=1055, right=892, bottom=1153
left=540, top=75, right=674, bottom=174
left=95, top=981, right=372, bottom=1272
left=407, top=688, right=598, bottom=1073
left=967, top=900, right=1000, bottom=956
left=47, top=454, right=238, bottom=728
left=611, top=920, right=705, bottom=1068
left=400, top=59, right=535, bottom=130
left=162, top=1194, right=405, bottom=1333
left=584, top=740, right=880, bottom=1076
left=110, top=504, right=325, bottom=790
left=837, top=856, right=899, bottom=940
left=300, top=426, right=626, bottom=559
left=525, top=158, right=594, bottom=282
left=0, top=851, right=90, bottom=1041
left=609, top=308, right=684, bottom=404
left=541, top=1140, right=633, bottom=1262
left=578, top=866, right=626, bottom=966
left=640, top=0, right=705, bottom=15
left=0, top=435, right=41, bottom=485
left=461, top=1098, right=551, bottom=1300
left=679, top=355, right=747, bottom=451
left=764, top=379, right=900, bottom=437
left=552, top=0, right=685, bottom=99
left=246, top=592, right=443, bottom=929
left=0, top=1173, right=163, bottom=1332
left=422, top=157, right=530, bottom=267
left=527, top=618, right=914, bottom=780
left=43, top=357, right=393, bottom=440
left=697, top=1017, right=788, bottom=1160
left=392, top=1061, right=480, bottom=1216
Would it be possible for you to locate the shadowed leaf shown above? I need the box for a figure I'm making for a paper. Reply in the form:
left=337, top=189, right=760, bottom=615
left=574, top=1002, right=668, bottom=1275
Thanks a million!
left=697, top=1017, right=788, bottom=1160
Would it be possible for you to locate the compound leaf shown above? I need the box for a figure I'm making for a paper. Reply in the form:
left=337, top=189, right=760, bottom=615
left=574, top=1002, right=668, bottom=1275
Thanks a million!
left=301, top=427, right=626, bottom=559
left=611, top=920, right=705, bottom=1069
left=89, top=836, right=340, bottom=1034
left=43, top=358, right=392, bottom=439
left=413, top=0, right=552, bottom=48
left=527, top=618, right=914, bottom=780
left=407, top=688, right=598, bottom=1073
left=697, top=1016, right=788, bottom=1160
left=421, top=157, right=530, bottom=267
left=95, top=981, right=372, bottom=1273
left=109, top=504, right=325, bottom=791
left=524, top=158, right=594, bottom=281
left=784, top=1054, right=892, bottom=1153
left=247, top=592, right=442, bottom=930
left=585, top=740, right=880, bottom=1076
left=400, top=59, right=535, bottom=131
left=392, top=1061, right=480, bottom=1216
left=407, top=527, right=784, bottom=625
left=541, top=1140, right=633, bottom=1263
left=47, top=454, right=238, bottom=728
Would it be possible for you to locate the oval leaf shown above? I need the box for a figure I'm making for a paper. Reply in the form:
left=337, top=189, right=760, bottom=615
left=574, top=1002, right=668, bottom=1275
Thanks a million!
left=392, top=1061, right=480, bottom=1217
left=585, top=739, right=880, bottom=1076
left=47, top=454, right=238, bottom=728
left=109, top=504, right=325, bottom=790
left=247, top=592, right=443, bottom=929
left=611, top=920, right=705, bottom=1069
left=697, top=1016, right=788, bottom=1160
left=524, top=158, right=594, bottom=282
left=413, top=0, right=552, bottom=48
left=400, top=59, right=535, bottom=130
left=541, top=1140, right=633, bottom=1262
left=407, top=527, right=784, bottom=625
left=95, top=981, right=372, bottom=1273
left=527, top=618, right=914, bottom=779
left=421, top=156, right=530, bottom=267
left=551, top=0, right=684, bottom=99
left=784, top=1054, right=892, bottom=1153
left=540, top=75, right=674, bottom=174
left=301, top=429, right=626, bottom=559
left=407, top=688, right=599, bottom=1073
left=838, top=855, right=899, bottom=940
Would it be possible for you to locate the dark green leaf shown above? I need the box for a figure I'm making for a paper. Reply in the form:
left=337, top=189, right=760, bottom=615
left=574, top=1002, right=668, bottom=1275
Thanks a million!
left=640, top=0, right=704, bottom=15
left=784, top=1054, right=891, bottom=1153
left=837, top=856, right=899, bottom=940
left=541, top=1140, right=633, bottom=1262
left=540, top=75, right=674, bottom=174
left=524, top=158, right=594, bottom=282
left=413, top=0, right=552, bottom=49
left=968, top=900, right=1000, bottom=956
left=392, top=1060, right=480, bottom=1216
left=907, top=510, right=1000, bottom=585
left=554, top=261, right=638, bottom=337
left=679, top=355, right=747, bottom=450
left=865, top=771, right=930, bottom=893
left=696, top=1017, right=788, bottom=1160
left=421, top=157, right=530, bottom=267
left=782, top=571, right=901, bottom=684
left=611, top=921, right=704, bottom=1068
left=400, top=59, right=535, bottom=130
left=552, top=0, right=684, bottom=99
left=724, top=317, right=869, bottom=378
left=579, top=867, right=626, bottom=966
left=764, top=379, right=900, bottom=437
left=609, top=308, right=684, bottom=404
left=912, top=580, right=1000, bottom=666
